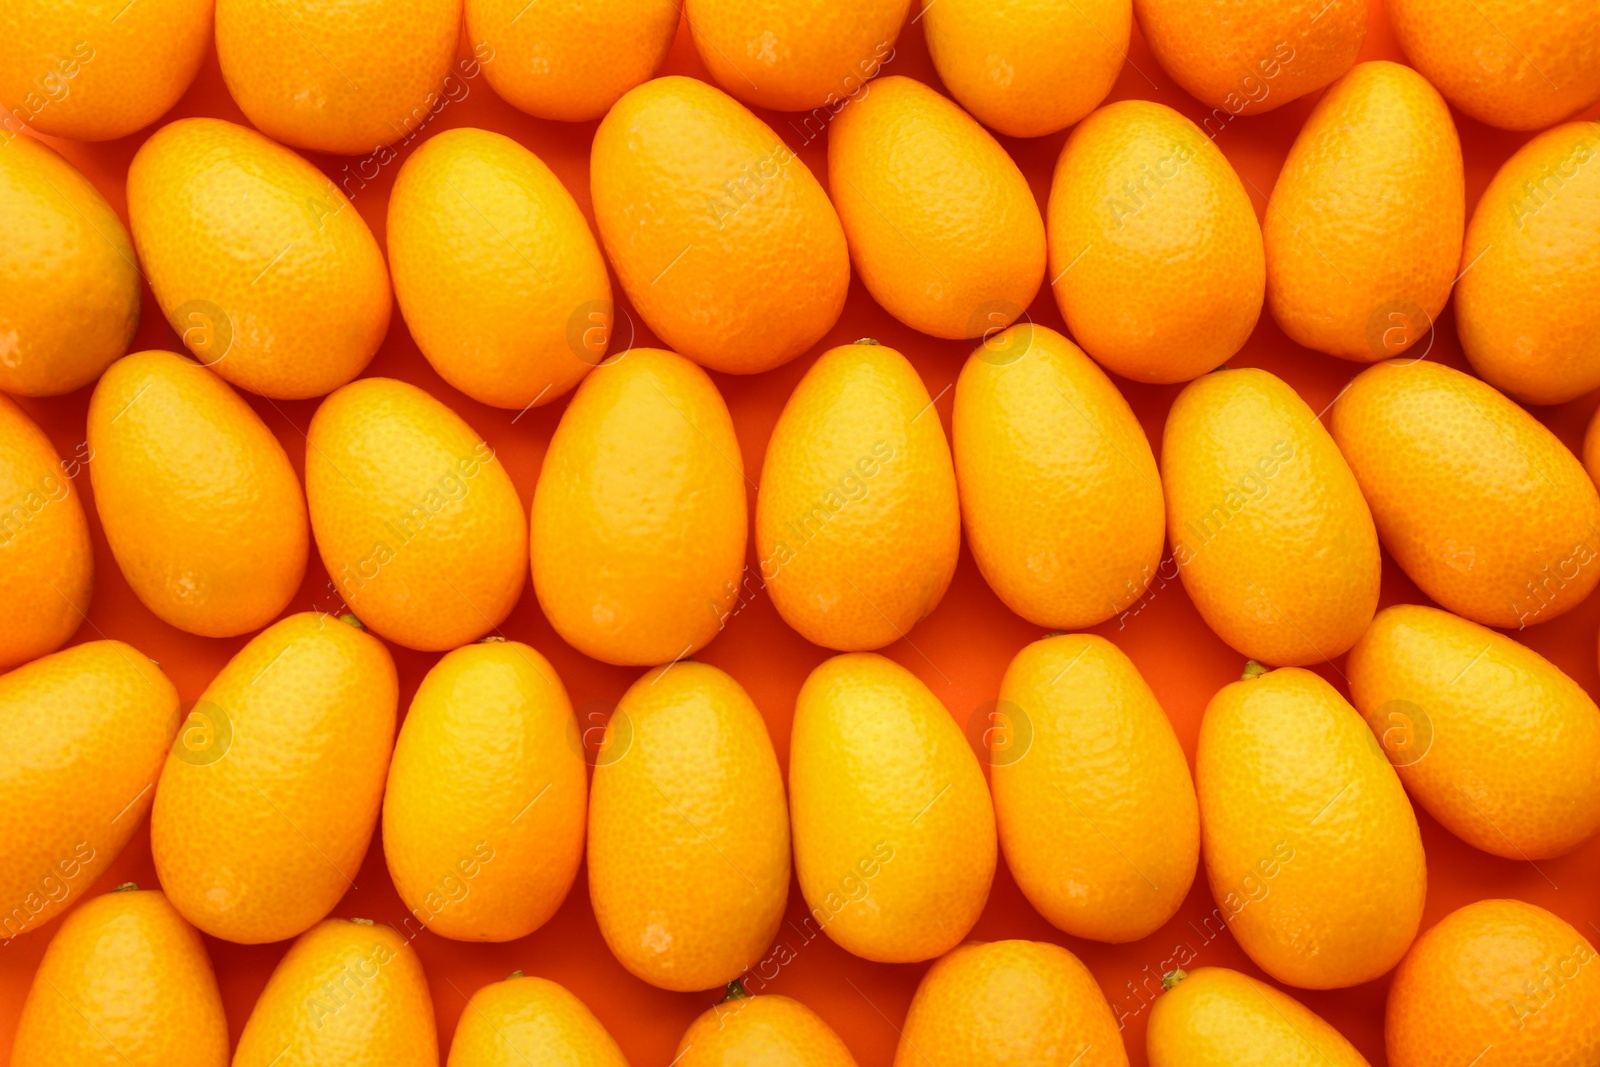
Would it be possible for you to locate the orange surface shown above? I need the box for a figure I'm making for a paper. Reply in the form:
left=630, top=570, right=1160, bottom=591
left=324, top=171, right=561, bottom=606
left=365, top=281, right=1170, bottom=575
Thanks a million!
left=5, top=5, right=1600, bottom=1065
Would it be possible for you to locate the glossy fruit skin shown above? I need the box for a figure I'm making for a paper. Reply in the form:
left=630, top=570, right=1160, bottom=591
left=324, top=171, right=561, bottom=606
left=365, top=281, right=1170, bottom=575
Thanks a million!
left=0, top=135, right=139, bottom=397
left=10, top=888, right=228, bottom=1067
left=126, top=118, right=392, bottom=400
left=993, top=635, right=1198, bottom=943
left=0, top=394, right=92, bottom=671
left=923, top=0, right=1129, bottom=138
left=531, top=349, right=746, bottom=667
left=1197, top=666, right=1426, bottom=989
left=388, top=128, right=613, bottom=410
left=0, top=642, right=177, bottom=940
left=1388, top=0, right=1600, bottom=130
left=588, top=662, right=789, bottom=992
left=1147, top=966, right=1371, bottom=1067
left=687, top=0, right=908, bottom=112
left=829, top=75, right=1045, bottom=340
left=953, top=323, right=1162, bottom=629
left=1048, top=100, right=1264, bottom=384
left=468, top=0, right=677, bottom=122
left=675, top=993, right=858, bottom=1067
left=1456, top=122, right=1600, bottom=405
left=1387, top=899, right=1600, bottom=1067
left=87, top=350, right=308, bottom=638
left=1265, top=61, right=1463, bottom=362
left=1134, top=0, right=1367, bottom=115
left=447, top=974, right=630, bottom=1067
left=216, top=0, right=461, bottom=154
left=151, top=612, right=398, bottom=944
left=307, top=377, right=527, bottom=652
left=0, top=0, right=211, bottom=141
left=789, top=653, right=996, bottom=963
left=893, top=940, right=1129, bottom=1067
left=591, top=76, right=848, bottom=374
left=757, top=341, right=958, bottom=651
left=1349, top=603, right=1600, bottom=860
left=383, top=640, right=585, bottom=942
left=1163, top=368, right=1380, bottom=666
left=233, top=918, right=438, bottom=1067
left=1330, top=359, right=1600, bottom=630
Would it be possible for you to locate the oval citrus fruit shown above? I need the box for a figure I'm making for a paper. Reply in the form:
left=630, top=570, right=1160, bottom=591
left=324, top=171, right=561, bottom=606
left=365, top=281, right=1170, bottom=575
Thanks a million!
left=87, top=350, right=308, bottom=638
left=756, top=339, right=959, bottom=651
left=1197, top=664, right=1426, bottom=989
left=789, top=653, right=995, bottom=963
left=1048, top=99, right=1263, bottom=383
left=590, top=76, right=848, bottom=374
left=531, top=349, right=746, bottom=666
left=383, top=639, right=585, bottom=942
left=307, top=377, right=527, bottom=652
left=151, top=612, right=398, bottom=943
left=588, top=662, right=789, bottom=991
left=829, top=75, right=1045, bottom=339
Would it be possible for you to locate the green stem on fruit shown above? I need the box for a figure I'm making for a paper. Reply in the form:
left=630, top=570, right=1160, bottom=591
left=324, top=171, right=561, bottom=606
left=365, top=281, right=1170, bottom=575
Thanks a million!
left=112, top=882, right=139, bottom=893
left=339, top=613, right=366, bottom=631
left=350, top=917, right=374, bottom=925
left=854, top=337, right=881, bottom=346
left=506, top=970, right=524, bottom=980
left=722, top=979, right=749, bottom=1003
left=1162, top=968, right=1187, bottom=990
left=1241, top=660, right=1267, bottom=681
left=481, top=635, right=507, bottom=643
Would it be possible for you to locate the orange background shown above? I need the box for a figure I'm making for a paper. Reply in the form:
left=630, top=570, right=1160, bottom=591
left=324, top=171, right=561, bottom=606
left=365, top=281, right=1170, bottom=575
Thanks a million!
left=5, top=3, right=1600, bottom=1064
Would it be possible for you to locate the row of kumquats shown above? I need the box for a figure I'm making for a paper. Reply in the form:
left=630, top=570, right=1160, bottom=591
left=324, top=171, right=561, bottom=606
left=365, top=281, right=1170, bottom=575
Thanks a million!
left=3, top=0, right=1600, bottom=1065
